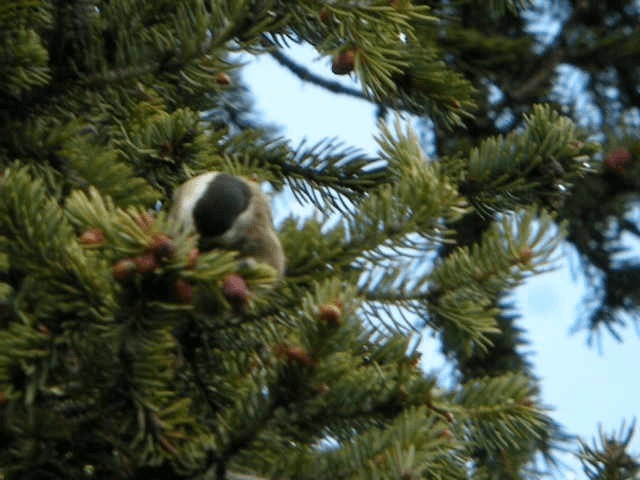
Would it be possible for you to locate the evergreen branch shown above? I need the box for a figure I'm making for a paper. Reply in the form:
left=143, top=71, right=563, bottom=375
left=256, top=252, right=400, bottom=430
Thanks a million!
left=5, top=1, right=637, bottom=478
left=200, top=125, right=387, bottom=216
left=280, top=122, right=466, bottom=334
left=453, top=372, right=549, bottom=452
left=577, top=421, right=639, bottom=480
left=266, top=42, right=474, bottom=127
left=215, top=395, right=280, bottom=480
left=219, top=128, right=389, bottom=215
left=459, top=105, right=596, bottom=215
left=281, top=138, right=388, bottom=213
left=0, top=323, right=50, bottom=391
left=271, top=407, right=460, bottom=480
left=219, top=281, right=436, bottom=479
left=0, top=167, right=115, bottom=324
left=261, top=0, right=476, bottom=127
left=425, top=208, right=562, bottom=349
left=0, top=165, right=74, bottom=270
left=61, top=134, right=159, bottom=207
left=0, top=28, right=51, bottom=100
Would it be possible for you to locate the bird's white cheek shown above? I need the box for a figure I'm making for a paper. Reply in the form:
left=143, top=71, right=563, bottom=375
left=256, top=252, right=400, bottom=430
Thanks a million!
left=174, top=172, right=219, bottom=231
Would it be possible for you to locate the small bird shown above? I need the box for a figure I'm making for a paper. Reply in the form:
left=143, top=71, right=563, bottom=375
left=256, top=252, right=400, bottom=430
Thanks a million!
left=168, top=172, right=285, bottom=279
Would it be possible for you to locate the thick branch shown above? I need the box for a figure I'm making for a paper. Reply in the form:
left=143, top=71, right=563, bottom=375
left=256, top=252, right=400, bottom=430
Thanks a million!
left=268, top=47, right=369, bottom=102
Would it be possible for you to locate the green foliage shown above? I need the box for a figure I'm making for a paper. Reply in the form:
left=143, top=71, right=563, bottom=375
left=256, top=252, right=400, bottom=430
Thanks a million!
left=428, top=209, right=559, bottom=357
left=284, top=2, right=436, bottom=95
left=0, top=28, right=50, bottom=99
left=62, top=136, right=160, bottom=207
left=276, top=2, right=475, bottom=127
left=0, top=1, right=636, bottom=479
left=271, top=407, right=463, bottom=480
left=454, top=373, right=546, bottom=451
left=577, top=423, right=639, bottom=480
left=457, top=105, right=597, bottom=215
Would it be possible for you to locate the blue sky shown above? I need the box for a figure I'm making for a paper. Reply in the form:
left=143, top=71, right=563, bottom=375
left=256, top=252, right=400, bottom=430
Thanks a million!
left=242, top=43, right=639, bottom=477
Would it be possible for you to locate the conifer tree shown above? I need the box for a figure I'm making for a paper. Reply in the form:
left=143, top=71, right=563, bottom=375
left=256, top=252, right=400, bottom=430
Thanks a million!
left=0, top=2, right=637, bottom=480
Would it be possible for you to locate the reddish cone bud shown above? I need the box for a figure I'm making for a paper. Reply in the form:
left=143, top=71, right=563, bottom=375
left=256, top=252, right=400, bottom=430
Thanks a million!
left=36, top=324, right=51, bottom=336
left=604, top=148, right=632, bottom=173
left=332, top=49, right=357, bottom=75
left=78, top=228, right=105, bottom=245
left=518, top=248, right=534, bottom=265
left=276, top=344, right=315, bottom=367
left=222, top=274, right=250, bottom=307
left=319, top=7, right=331, bottom=23
left=112, top=259, right=137, bottom=282
left=315, top=383, right=330, bottom=395
left=318, top=303, right=342, bottom=326
left=0, top=391, right=7, bottom=405
left=186, top=248, right=200, bottom=270
left=215, top=72, right=232, bottom=86
left=134, top=252, right=158, bottom=273
left=438, top=428, right=454, bottom=440
left=174, top=279, right=193, bottom=304
left=149, top=234, right=175, bottom=260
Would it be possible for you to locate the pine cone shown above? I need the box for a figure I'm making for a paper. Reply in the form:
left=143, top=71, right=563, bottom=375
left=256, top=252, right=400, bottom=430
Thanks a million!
left=78, top=228, right=105, bottom=245
left=222, top=274, right=250, bottom=308
left=186, top=248, right=199, bottom=270
left=134, top=252, right=158, bottom=273
left=319, top=7, right=332, bottom=23
left=149, top=234, right=175, bottom=260
left=318, top=303, right=342, bottom=326
left=215, top=72, right=232, bottom=86
left=174, top=279, right=193, bottom=304
left=604, top=148, right=632, bottom=173
left=332, top=49, right=357, bottom=75
left=276, top=344, right=315, bottom=367
left=112, top=259, right=137, bottom=282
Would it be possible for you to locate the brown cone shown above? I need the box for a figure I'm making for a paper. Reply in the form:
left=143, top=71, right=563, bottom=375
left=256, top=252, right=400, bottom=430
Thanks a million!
left=332, top=49, right=357, bottom=75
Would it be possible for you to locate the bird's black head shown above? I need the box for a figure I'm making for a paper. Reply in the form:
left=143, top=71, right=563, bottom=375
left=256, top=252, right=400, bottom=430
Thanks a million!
left=193, top=173, right=252, bottom=237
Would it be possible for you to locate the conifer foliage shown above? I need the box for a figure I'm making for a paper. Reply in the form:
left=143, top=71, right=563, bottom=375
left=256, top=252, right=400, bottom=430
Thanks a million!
left=0, top=1, right=637, bottom=479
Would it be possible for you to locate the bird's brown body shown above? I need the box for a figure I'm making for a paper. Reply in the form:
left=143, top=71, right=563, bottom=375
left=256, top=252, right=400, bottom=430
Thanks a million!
left=169, top=172, right=285, bottom=278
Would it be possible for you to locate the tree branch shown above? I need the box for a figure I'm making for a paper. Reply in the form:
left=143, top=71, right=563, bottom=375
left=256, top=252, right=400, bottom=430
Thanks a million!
left=267, top=47, right=370, bottom=103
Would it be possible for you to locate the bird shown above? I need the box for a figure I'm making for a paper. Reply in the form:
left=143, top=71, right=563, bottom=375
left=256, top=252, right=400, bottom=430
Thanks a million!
left=168, top=172, right=285, bottom=279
